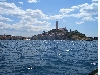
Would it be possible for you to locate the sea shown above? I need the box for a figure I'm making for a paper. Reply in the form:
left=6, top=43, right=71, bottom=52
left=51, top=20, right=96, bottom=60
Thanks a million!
left=0, top=40, right=98, bottom=75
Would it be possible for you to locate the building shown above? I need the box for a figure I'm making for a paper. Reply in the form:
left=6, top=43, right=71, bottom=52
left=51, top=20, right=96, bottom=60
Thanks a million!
left=56, top=21, right=58, bottom=30
left=59, top=28, right=65, bottom=30
left=70, top=29, right=71, bottom=32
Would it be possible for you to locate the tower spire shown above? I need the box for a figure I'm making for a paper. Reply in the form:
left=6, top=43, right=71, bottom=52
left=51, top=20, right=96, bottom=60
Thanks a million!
left=56, top=20, right=58, bottom=30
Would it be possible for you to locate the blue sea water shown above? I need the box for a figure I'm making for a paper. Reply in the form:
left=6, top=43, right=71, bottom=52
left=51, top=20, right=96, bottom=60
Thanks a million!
left=0, top=40, right=98, bottom=75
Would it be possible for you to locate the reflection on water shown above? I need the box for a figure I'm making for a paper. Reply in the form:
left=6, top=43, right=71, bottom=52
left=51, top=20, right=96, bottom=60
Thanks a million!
left=0, top=40, right=98, bottom=75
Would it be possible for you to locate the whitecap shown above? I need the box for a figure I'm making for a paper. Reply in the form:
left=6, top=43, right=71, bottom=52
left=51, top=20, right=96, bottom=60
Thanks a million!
left=31, top=68, right=32, bottom=69
left=66, top=50, right=69, bottom=51
left=27, top=67, right=33, bottom=69
left=93, top=63, right=96, bottom=65
left=58, top=54, right=60, bottom=55
left=91, top=62, right=96, bottom=65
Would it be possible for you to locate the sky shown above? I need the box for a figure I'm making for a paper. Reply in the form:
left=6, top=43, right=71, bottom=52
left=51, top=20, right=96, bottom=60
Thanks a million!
left=0, top=0, right=98, bottom=37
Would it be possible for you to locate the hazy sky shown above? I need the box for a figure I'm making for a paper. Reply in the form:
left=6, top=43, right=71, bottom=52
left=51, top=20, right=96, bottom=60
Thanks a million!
left=0, top=0, right=98, bottom=37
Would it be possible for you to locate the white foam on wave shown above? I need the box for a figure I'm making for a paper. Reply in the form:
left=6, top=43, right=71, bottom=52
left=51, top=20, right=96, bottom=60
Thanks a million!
left=66, top=50, right=69, bottom=51
left=91, top=62, right=96, bottom=65
left=27, top=67, right=32, bottom=69
left=27, top=68, right=30, bottom=69
left=58, top=54, right=61, bottom=55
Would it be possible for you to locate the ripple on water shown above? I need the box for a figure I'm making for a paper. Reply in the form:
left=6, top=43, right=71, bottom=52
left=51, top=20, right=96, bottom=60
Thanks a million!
left=0, top=40, right=98, bottom=75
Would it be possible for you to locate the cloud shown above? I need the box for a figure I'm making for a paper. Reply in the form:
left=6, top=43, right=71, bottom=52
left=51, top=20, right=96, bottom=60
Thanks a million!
left=25, top=9, right=49, bottom=19
left=71, top=6, right=79, bottom=9
left=27, top=0, right=37, bottom=3
left=56, top=2, right=97, bottom=24
left=92, top=0, right=98, bottom=2
left=0, top=2, right=25, bottom=17
left=70, top=2, right=98, bottom=24
left=95, top=17, right=98, bottom=20
left=12, top=19, right=51, bottom=32
left=19, top=2, right=23, bottom=5
left=49, top=14, right=64, bottom=20
left=63, top=20, right=67, bottom=22
left=0, top=1, right=98, bottom=33
left=0, top=15, right=13, bottom=21
left=78, top=3, right=98, bottom=15
left=0, top=18, right=51, bottom=32
left=0, top=2, right=52, bottom=32
left=76, top=21, right=84, bottom=24
left=59, top=8, right=74, bottom=14
left=0, top=22, right=11, bottom=29
left=75, top=2, right=97, bottom=22
left=49, top=13, right=71, bottom=20
left=59, top=6, right=79, bottom=14
left=72, top=2, right=98, bottom=18
left=70, top=13, right=90, bottom=18
left=82, top=16, right=95, bottom=21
